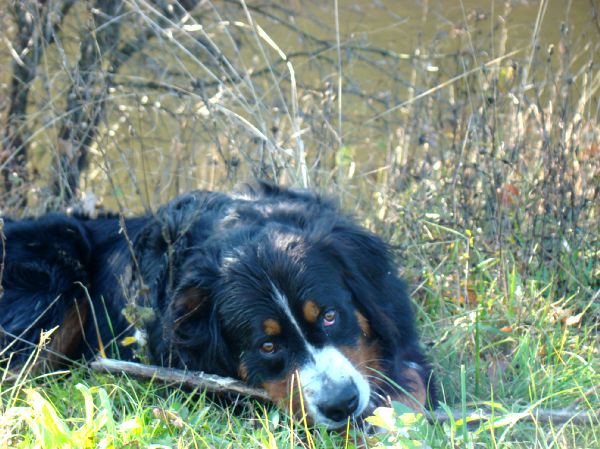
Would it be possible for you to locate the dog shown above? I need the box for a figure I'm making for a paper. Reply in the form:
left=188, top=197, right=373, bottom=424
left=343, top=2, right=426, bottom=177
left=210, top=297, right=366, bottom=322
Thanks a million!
left=0, top=181, right=435, bottom=428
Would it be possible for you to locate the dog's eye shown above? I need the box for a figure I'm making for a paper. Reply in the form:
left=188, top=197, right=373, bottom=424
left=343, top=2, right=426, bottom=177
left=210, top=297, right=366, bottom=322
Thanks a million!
left=323, top=309, right=337, bottom=327
left=260, top=342, right=276, bottom=354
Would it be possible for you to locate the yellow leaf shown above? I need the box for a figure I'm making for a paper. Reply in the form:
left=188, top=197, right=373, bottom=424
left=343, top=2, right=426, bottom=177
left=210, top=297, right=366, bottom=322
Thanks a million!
left=121, top=335, right=138, bottom=347
left=365, top=407, right=397, bottom=432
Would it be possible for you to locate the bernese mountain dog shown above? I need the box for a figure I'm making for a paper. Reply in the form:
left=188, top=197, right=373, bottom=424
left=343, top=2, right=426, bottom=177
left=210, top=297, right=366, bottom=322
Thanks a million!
left=0, top=181, right=435, bottom=429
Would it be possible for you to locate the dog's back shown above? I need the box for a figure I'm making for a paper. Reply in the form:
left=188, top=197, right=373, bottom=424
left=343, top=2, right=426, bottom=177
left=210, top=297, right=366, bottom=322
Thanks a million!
left=0, top=212, right=151, bottom=365
left=1, top=214, right=94, bottom=365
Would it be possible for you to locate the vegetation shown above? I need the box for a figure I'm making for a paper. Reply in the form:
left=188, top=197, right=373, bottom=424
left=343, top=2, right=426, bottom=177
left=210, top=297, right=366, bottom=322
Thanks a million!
left=1, top=1, right=598, bottom=448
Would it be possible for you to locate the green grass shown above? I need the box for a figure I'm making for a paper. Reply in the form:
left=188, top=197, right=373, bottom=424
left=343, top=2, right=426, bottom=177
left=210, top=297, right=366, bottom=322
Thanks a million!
left=0, top=370, right=354, bottom=448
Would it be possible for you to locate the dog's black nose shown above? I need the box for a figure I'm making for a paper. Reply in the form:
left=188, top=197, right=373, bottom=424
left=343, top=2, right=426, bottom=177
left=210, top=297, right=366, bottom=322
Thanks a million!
left=317, top=382, right=360, bottom=423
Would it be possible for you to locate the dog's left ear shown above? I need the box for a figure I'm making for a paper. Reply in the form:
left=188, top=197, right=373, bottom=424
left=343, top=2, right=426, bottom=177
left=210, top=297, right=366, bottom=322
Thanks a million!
left=323, top=222, right=416, bottom=346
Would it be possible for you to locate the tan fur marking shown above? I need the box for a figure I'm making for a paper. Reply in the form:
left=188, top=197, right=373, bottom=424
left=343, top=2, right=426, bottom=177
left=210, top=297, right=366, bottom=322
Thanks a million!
left=48, top=300, right=88, bottom=365
left=340, top=336, right=382, bottom=378
left=341, top=337, right=428, bottom=412
left=302, top=300, right=320, bottom=323
left=263, top=319, right=282, bottom=336
left=238, top=362, right=249, bottom=381
left=262, top=371, right=313, bottom=424
left=355, top=311, right=372, bottom=338
left=176, top=287, right=204, bottom=313
left=262, top=377, right=292, bottom=404
left=396, top=368, right=428, bottom=410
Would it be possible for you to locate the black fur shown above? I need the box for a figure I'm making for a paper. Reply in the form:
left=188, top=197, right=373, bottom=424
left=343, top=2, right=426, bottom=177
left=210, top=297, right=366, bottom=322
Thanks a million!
left=0, top=182, right=435, bottom=416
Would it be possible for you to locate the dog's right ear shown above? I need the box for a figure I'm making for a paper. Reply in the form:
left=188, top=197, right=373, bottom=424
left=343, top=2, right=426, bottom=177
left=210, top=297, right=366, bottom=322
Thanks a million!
left=159, top=256, right=235, bottom=377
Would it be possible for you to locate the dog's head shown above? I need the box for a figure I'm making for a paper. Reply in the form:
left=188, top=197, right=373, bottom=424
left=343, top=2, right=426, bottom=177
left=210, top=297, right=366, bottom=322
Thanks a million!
left=139, top=186, right=434, bottom=428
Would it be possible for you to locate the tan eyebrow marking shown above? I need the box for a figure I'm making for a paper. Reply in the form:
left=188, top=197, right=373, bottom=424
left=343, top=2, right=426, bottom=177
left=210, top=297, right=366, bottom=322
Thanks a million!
left=303, top=300, right=321, bottom=323
left=263, top=318, right=282, bottom=336
left=355, top=311, right=372, bottom=338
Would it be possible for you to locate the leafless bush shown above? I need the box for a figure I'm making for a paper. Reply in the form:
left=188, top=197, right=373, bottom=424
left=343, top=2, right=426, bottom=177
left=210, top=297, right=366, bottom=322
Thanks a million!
left=0, top=1, right=597, bottom=297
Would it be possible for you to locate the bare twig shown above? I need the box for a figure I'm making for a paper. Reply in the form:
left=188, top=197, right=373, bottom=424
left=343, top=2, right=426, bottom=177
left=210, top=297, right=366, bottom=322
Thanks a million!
left=90, top=357, right=270, bottom=401
left=0, top=218, right=5, bottom=298
left=430, top=408, right=599, bottom=427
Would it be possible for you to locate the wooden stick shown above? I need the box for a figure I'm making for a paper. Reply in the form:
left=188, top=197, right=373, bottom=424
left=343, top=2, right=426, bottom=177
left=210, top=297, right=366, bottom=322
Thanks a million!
left=90, top=358, right=597, bottom=426
left=90, top=358, right=270, bottom=401
left=430, top=408, right=598, bottom=426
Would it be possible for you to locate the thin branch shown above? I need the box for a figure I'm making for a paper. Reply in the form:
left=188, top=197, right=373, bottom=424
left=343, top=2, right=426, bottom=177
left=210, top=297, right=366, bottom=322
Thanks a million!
left=430, top=407, right=599, bottom=427
left=0, top=218, right=5, bottom=298
left=90, top=357, right=270, bottom=401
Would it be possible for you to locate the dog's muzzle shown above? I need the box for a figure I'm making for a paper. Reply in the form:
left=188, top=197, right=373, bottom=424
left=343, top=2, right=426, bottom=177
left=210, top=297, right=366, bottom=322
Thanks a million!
left=298, top=346, right=371, bottom=428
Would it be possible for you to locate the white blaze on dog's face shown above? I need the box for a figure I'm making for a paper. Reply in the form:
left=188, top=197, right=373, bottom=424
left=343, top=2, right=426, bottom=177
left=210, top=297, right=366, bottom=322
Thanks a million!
left=270, top=286, right=371, bottom=428
left=298, top=346, right=371, bottom=428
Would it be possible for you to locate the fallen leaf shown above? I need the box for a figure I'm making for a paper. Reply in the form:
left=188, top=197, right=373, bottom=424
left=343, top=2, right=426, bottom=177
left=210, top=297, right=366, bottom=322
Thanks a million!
left=563, top=312, right=583, bottom=327
left=153, top=408, right=184, bottom=428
